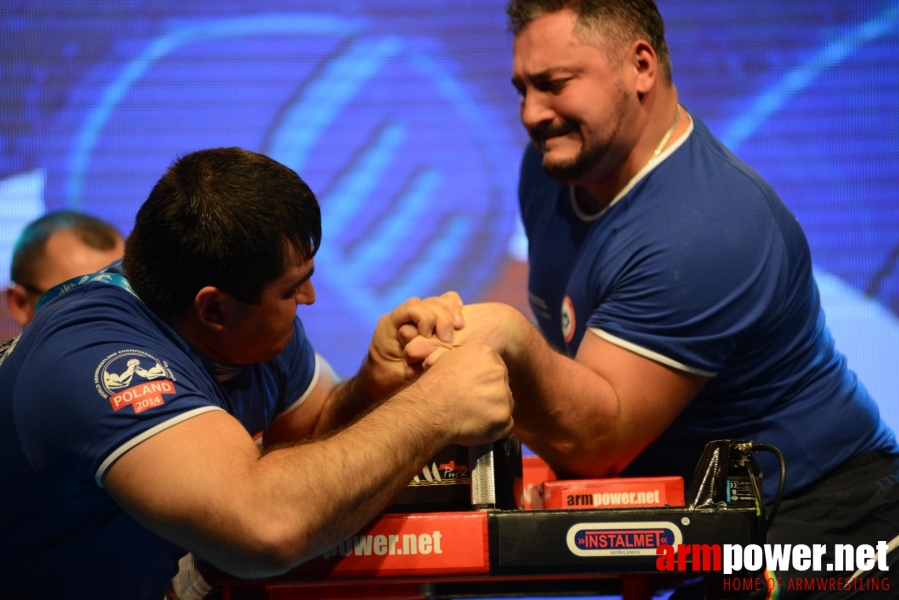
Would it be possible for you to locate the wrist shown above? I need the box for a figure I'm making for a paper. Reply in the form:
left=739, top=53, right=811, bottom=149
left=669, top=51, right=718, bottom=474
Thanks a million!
left=493, top=303, right=525, bottom=362
left=388, top=384, right=455, bottom=449
left=361, top=343, right=412, bottom=399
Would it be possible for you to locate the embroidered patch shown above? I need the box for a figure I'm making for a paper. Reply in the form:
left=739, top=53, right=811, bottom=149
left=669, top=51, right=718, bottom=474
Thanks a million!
left=94, top=349, right=177, bottom=413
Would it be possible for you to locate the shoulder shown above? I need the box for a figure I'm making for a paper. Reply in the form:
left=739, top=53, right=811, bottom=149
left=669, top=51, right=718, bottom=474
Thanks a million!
left=635, top=117, right=794, bottom=252
left=600, top=121, right=805, bottom=312
left=19, top=281, right=191, bottom=387
left=677, top=115, right=786, bottom=216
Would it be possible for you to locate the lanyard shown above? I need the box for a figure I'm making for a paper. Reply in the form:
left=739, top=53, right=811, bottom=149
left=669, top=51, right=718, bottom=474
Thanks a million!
left=35, top=271, right=138, bottom=314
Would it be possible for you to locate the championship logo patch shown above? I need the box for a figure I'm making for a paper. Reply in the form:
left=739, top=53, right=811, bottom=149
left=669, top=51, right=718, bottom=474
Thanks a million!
left=94, top=349, right=177, bottom=414
left=561, top=295, right=576, bottom=343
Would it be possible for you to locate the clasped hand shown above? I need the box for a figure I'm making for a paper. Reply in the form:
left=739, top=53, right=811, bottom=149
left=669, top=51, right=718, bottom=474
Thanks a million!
left=398, top=302, right=513, bottom=370
left=364, top=291, right=465, bottom=393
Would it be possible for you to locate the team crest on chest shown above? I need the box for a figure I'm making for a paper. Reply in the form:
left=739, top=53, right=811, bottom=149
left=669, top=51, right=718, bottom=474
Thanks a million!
left=94, top=349, right=177, bottom=414
left=561, top=295, right=576, bottom=343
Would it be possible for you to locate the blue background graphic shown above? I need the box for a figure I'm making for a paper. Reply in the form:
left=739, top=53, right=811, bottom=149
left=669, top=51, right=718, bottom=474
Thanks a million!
left=1, top=1, right=898, bottom=438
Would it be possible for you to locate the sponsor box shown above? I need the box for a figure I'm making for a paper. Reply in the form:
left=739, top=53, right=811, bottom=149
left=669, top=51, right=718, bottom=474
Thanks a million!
left=535, top=476, right=684, bottom=510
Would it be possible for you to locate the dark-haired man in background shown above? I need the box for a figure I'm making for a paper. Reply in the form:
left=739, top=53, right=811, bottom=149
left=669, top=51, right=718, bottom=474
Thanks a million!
left=0, top=147, right=514, bottom=599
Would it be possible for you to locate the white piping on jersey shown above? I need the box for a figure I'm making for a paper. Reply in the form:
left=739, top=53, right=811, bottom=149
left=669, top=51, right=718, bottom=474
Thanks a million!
left=589, top=327, right=717, bottom=378
left=96, top=406, right=225, bottom=486
left=280, top=353, right=332, bottom=416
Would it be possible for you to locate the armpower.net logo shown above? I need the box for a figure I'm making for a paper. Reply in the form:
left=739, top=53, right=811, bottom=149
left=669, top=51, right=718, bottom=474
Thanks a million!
left=654, top=542, right=891, bottom=594
left=322, top=531, right=443, bottom=559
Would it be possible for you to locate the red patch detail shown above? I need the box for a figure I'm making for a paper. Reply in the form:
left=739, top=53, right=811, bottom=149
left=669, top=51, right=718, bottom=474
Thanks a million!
left=109, top=380, right=177, bottom=414
left=561, top=295, right=576, bottom=343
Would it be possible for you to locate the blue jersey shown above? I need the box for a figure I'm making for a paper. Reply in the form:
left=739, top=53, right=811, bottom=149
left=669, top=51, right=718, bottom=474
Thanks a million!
left=0, top=262, right=319, bottom=599
left=520, top=113, right=897, bottom=500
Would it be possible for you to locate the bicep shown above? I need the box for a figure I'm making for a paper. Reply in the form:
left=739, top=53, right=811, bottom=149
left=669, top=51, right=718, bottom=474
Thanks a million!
left=104, top=410, right=266, bottom=569
left=575, top=329, right=709, bottom=467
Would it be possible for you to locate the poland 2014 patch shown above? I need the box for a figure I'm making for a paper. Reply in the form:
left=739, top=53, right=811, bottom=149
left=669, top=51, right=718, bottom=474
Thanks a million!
left=94, top=349, right=177, bottom=414
left=561, top=295, right=576, bottom=344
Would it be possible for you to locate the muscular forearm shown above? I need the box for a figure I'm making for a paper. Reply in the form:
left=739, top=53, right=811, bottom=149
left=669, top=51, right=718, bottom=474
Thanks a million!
left=266, top=391, right=447, bottom=569
left=108, top=345, right=512, bottom=583
left=498, top=309, right=628, bottom=477
left=199, top=391, right=451, bottom=578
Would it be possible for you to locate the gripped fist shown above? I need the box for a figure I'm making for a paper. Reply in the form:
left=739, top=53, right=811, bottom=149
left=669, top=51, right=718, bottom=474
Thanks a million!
left=411, top=344, right=514, bottom=446
left=365, top=292, right=464, bottom=395
left=402, top=302, right=515, bottom=370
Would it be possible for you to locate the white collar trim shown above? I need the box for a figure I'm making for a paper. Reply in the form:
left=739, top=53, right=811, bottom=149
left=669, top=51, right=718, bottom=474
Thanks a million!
left=569, top=113, right=695, bottom=222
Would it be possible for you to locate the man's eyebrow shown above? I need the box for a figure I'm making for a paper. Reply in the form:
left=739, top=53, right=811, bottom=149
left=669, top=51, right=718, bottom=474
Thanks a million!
left=293, top=266, right=315, bottom=287
left=512, top=67, right=574, bottom=88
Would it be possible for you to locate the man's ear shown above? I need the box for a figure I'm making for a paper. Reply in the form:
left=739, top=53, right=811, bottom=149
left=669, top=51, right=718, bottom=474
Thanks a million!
left=193, top=286, right=228, bottom=332
left=6, top=285, right=35, bottom=327
left=631, top=40, right=658, bottom=100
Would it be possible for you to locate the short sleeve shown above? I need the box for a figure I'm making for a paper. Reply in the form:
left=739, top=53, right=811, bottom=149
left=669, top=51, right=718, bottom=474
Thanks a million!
left=15, top=330, right=223, bottom=488
left=586, top=179, right=788, bottom=375
left=269, top=317, right=320, bottom=416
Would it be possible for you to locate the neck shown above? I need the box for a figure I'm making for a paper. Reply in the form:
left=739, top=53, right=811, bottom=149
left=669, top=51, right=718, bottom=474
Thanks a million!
left=648, top=104, right=681, bottom=165
left=574, top=178, right=625, bottom=215
left=171, top=314, right=233, bottom=368
left=575, top=94, right=685, bottom=215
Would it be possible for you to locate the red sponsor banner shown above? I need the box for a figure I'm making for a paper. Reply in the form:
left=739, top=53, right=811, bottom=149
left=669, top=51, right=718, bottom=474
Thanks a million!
left=291, top=512, right=489, bottom=579
left=108, top=380, right=177, bottom=413
left=537, top=476, right=684, bottom=510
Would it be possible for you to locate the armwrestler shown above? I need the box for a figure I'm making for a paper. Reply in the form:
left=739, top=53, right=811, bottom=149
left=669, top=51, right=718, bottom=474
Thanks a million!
left=0, top=147, right=514, bottom=600
left=405, top=1, right=899, bottom=595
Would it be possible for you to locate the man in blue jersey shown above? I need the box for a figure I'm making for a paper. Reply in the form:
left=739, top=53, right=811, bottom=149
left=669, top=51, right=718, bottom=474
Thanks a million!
left=406, top=1, right=898, bottom=595
left=0, top=147, right=514, bottom=599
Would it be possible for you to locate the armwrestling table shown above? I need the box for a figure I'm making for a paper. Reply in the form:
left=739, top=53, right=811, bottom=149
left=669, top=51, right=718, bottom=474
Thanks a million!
left=205, top=440, right=769, bottom=600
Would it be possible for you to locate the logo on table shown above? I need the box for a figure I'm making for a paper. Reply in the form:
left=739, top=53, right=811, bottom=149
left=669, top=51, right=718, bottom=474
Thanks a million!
left=567, top=522, right=682, bottom=557
left=94, top=349, right=176, bottom=414
left=410, top=460, right=471, bottom=487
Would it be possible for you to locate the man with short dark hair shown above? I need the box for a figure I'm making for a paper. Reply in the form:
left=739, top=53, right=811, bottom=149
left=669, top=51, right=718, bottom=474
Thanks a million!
left=0, top=147, right=514, bottom=599
left=6, top=209, right=124, bottom=326
left=406, top=1, right=899, bottom=594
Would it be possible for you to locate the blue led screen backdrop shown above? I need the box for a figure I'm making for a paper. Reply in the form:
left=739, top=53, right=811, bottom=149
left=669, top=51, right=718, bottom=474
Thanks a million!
left=1, top=1, right=897, bottom=432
